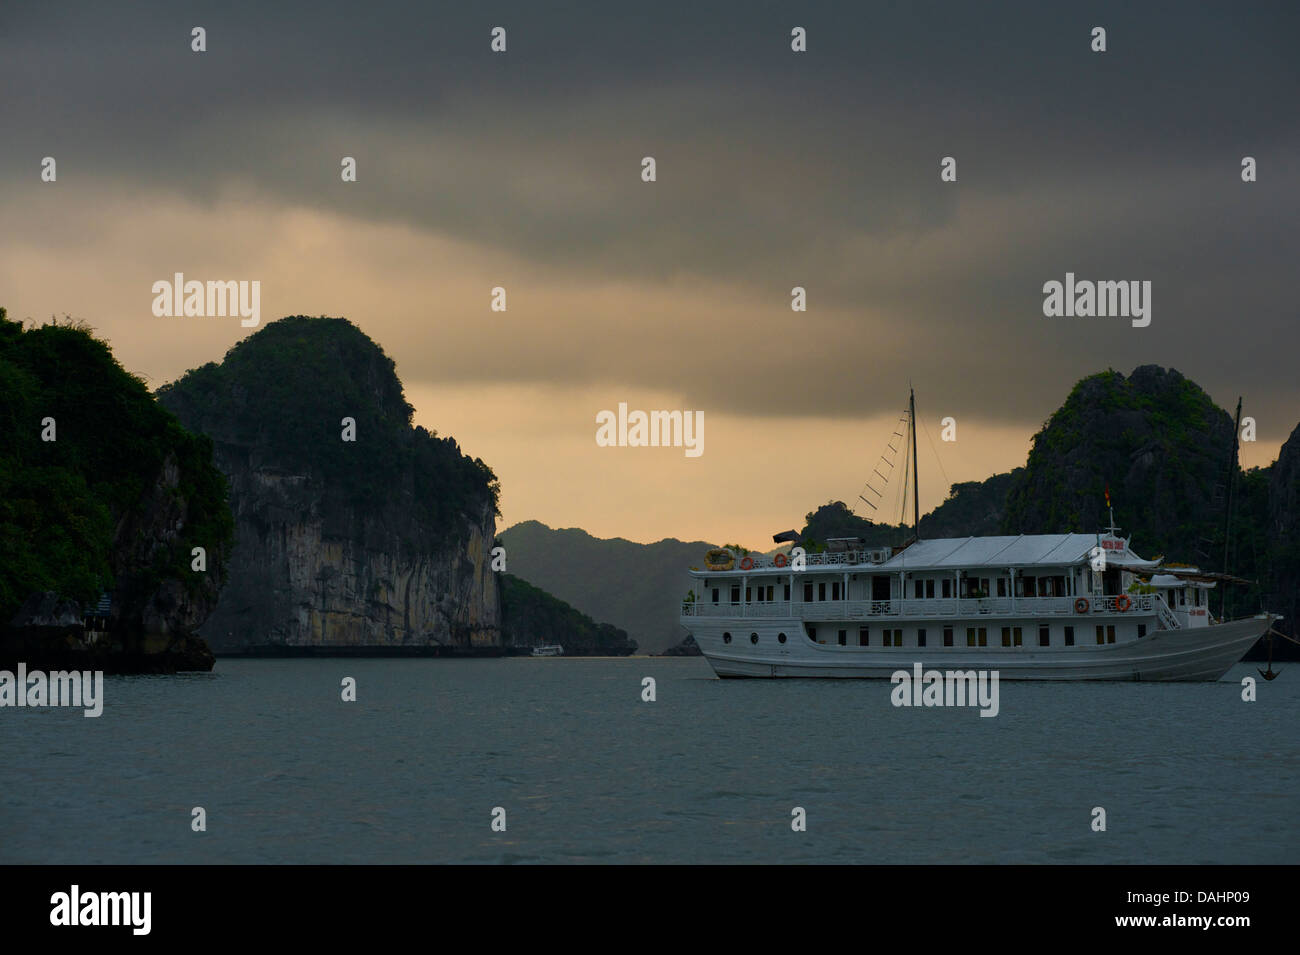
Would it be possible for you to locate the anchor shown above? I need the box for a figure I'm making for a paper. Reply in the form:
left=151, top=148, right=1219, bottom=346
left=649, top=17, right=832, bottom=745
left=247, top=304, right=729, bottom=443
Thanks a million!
left=1259, top=627, right=1298, bottom=681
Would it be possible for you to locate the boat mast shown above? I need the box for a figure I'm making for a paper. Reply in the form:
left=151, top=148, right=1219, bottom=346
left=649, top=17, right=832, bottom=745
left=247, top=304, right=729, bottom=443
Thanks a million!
left=910, top=386, right=920, bottom=541
left=1221, top=396, right=1242, bottom=621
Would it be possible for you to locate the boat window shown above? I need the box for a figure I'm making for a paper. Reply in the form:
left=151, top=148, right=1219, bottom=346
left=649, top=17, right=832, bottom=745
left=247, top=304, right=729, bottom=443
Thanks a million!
left=978, top=628, right=988, bottom=647
left=723, top=632, right=732, bottom=644
left=1137, top=624, right=1146, bottom=638
left=803, top=583, right=813, bottom=602
left=712, top=588, right=719, bottom=604
left=1002, top=627, right=1011, bottom=647
left=943, top=626, right=953, bottom=647
left=967, top=628, right=976, bottom=647
left=819, top=583, right=827, bottom=601
left=1039, top=624, right=1050, bottom=647
left=838, top=629, right=847, bottom=646
left=942, top=579, right=952, bottom=598
left=746, top=587, right=752, bottom=602
left=750, top=632, right=759, bottom=645
left=1065, top=626, right=1075, bottom=646
left=859, top=627, right=869, bottom=646
left=783, top=584, right=791, bottom=601
left=925, top=579, right=935, bottom=598
left=1107, top=625, right=1116, bottom=644
left=918, top=628, right=927, bottom=647
left=730, top=586, right=740, bottom=604
left=778, top=632, right=787, bottom=644
left=997, top=578, right=1007, bottom=597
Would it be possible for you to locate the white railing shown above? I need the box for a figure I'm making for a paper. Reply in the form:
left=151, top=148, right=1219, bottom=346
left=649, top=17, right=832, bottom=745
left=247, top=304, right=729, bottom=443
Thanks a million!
left=681, top=593, right=1160, bottom=619
left=681, top=601, right=793, bottom=617
left=1085, top=594, right=1156, bottom=613
left=701, top=550, right=883, bottom=571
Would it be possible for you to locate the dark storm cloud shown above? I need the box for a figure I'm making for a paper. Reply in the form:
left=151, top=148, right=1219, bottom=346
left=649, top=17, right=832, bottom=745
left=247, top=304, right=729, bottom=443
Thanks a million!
left=1, top=1, right=1297, bottom=432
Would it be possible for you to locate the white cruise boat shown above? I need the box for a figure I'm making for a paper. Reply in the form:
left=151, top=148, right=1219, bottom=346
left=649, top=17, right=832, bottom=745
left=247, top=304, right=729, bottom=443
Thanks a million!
left=530, top=644, right=565, bottom=657
left=680, top=390, right=1278, bottom=681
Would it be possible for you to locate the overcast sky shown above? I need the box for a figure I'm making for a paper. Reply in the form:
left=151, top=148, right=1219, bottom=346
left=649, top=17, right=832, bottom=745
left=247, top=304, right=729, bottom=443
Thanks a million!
left=2, top=1, right=1296, bottom=546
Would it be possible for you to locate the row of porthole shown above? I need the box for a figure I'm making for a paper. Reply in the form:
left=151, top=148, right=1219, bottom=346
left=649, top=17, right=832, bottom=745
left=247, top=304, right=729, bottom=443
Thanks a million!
left=722, top=632, right=788, bottom=645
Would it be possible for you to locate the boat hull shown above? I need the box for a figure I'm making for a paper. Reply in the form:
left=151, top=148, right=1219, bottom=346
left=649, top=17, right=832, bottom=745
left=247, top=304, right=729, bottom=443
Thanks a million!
left=684, top=615, right=1274, bottom=681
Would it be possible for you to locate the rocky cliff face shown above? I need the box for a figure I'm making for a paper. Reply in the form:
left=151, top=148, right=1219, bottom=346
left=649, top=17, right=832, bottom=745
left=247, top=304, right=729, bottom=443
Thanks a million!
left=157, top=316, right=501, bottom=651
left=199, top=453, right=500, bottom=649
left=1002, top=366, right=1235, bottom=558
left=0, top=310, right=231, bottom=672
left=110, top=450, right=227, bottom=645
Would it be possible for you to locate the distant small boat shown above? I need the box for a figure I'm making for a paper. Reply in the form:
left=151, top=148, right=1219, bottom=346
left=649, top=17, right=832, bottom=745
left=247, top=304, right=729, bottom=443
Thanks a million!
left=531, top=645, right=564, bottom=657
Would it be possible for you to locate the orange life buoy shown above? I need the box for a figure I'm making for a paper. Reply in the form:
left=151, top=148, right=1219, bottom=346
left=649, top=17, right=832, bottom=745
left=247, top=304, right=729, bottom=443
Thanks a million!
left=1074, top=598, right=1089, bottom=614
left=1116, top=594, right=1132, bottom=612
left=739, top=556, right=755, bottom=571
left=773, top=553, right=788, bottom=568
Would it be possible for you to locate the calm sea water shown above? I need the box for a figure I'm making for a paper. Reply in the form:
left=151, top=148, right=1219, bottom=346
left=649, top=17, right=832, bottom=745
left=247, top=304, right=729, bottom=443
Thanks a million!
left=2, top=658, right=1296, bottom=864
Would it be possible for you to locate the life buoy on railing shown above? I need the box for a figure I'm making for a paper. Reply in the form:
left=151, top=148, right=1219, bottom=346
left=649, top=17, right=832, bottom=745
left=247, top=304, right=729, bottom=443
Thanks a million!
left=1074, top=598, right=1090, bottom=614
left=739, top=556, right=755, bottom=571
left=1116, top=594, right=1132, bottom=612
left=773, top=553, right=789, bottom=568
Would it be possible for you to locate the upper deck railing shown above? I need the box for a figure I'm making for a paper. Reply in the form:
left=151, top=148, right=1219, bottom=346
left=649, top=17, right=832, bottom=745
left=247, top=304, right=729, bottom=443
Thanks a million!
left=680, top=593, right=1166, bottom=619
left=701, top=550, right=882, bottom=571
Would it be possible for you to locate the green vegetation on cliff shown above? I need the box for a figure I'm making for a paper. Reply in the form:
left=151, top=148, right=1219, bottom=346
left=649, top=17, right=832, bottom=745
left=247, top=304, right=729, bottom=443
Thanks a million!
left=0, top=309, right=233, bottom=621
left=798, top=473, right=1019, bottom=550
left=1002, top=365, right=1233, bottom=560
left=499, top=573, right=636, bottom=655
left=798, top=502, right=890, bottom=549
left=157, top=316, right=499, bottom=547
left=497, top=521, right=713, bottom=654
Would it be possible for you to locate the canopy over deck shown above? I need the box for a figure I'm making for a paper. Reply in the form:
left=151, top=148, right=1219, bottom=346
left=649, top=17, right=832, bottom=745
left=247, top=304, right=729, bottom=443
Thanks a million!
left=877, top=533, right=1159, bottom=572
